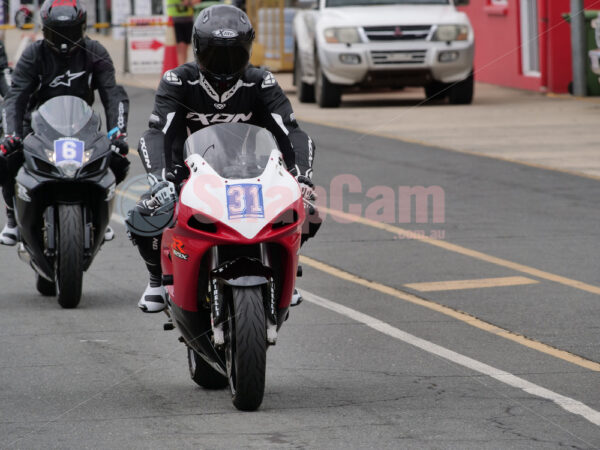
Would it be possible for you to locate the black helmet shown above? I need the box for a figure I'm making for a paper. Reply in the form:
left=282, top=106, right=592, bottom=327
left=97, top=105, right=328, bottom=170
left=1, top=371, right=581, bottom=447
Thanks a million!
left=40, top=0, right=87, bottom=55
left=192, top=5, right=255, bottom=89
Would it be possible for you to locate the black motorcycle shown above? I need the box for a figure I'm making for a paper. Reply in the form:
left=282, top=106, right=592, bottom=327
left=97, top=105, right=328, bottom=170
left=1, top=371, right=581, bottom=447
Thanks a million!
left=14, top=95, right=117, bottom=308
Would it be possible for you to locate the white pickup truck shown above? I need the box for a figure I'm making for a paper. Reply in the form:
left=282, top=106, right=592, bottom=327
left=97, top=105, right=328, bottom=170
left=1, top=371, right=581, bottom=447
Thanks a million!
left=293, top=0, right=474, bottom=107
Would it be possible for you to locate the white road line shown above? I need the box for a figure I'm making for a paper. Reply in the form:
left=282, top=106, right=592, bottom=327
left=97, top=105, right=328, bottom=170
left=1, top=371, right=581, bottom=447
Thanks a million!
left=300, top=290, right=600, bottom=428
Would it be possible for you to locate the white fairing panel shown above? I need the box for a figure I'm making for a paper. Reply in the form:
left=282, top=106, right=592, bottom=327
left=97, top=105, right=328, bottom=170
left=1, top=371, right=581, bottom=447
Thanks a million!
left=181, top=150, right=301, bottom=240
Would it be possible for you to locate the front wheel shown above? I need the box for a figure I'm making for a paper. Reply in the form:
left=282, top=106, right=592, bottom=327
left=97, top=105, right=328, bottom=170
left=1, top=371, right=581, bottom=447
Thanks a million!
left=294, top=51, right=315, bottom=103
left=448, top=72, right=474, bottom=105
left=56, top=204, right=84, bottom=309
left=314, top=56, right=341, bottom=108
left=226, top=286, right=267, bottom=411
left=425, top=82, right=448, bottom=102
left=187, top=346, right=228, bottom=389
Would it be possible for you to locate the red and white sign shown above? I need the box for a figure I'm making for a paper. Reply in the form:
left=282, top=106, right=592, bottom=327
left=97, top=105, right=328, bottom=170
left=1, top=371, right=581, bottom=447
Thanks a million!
left=127, top=16, right=167, bottom=74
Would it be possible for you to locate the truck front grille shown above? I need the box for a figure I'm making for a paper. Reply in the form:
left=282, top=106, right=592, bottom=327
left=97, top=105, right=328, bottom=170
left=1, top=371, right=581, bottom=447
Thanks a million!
left=371, top=50, right=427, bottom=65
left=364, top=25, right=431, bottom=41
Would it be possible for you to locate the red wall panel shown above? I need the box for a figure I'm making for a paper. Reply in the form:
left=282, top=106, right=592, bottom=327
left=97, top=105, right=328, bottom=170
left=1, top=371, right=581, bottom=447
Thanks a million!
left=459, top=0, right=600, bottom=93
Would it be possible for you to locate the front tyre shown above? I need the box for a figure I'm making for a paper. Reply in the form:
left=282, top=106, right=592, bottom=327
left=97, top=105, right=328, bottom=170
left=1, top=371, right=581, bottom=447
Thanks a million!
left=448, top=71, right=474, bottom=105
left=56, top=204, right=84, bottom=309
left=226, top=286, right=267, bottom=411
left=187, top=346, right=228, bottom=389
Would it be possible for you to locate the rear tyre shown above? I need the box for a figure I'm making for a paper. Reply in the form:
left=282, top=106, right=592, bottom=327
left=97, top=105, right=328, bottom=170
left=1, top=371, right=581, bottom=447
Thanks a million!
left=448, top=72, right=474, bottom=105
left=187, top=346, right=228, bottom=389
left=36, top=274, right=56, bottom=296
left=226, top=286, right=267, bottom=411
left=294, top=51, right=315, bottom=103
left=56, top=204, right=84, bottom=309
left=315, top=56, right=341, bottom=108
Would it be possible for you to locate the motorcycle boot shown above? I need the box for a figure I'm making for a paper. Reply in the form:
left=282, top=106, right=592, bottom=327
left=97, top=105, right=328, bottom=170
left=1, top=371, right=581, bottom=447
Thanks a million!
left=0, top=207, right=19, bottom=246
left=138, top=272, right=167, bottom=313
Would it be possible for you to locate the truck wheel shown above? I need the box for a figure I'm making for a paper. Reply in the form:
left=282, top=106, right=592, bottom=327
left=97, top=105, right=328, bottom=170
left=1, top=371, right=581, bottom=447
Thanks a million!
left=448, top=72, right=474, bottom=105
left=294, top=51, right=315, bottom=103
left=315, top=57, right=341, bottom=108
left=425, top=82, right=448, bottom=102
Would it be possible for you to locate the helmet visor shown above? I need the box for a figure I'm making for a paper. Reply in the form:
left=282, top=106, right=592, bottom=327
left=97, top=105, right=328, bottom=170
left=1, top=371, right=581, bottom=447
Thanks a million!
left=196, top=45, right=250, bottom=78
left=43, top=23, right=84, bottom=50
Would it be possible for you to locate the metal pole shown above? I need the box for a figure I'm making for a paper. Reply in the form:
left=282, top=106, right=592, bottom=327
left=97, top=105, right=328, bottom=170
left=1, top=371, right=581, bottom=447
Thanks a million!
left=571, top=0, right=587, bottom=96
left=98, top=0, right=108, bottom=35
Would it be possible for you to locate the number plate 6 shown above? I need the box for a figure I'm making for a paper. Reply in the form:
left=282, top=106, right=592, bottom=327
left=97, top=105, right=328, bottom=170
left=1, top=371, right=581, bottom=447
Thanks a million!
left=54, top=138, right=85, bottom=165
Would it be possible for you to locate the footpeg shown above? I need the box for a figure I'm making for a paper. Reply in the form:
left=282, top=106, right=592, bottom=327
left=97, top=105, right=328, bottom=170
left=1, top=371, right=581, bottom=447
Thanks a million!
left=297, top=265, right=303, bottom=277
left=163, top=322, right=174, bottom=331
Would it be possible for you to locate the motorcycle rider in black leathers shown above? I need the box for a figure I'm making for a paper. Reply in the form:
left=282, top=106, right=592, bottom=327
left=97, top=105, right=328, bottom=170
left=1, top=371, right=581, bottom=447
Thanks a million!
left=127, top=4, right=319, bottom=313
left=0, top=0, right=130, bottom=246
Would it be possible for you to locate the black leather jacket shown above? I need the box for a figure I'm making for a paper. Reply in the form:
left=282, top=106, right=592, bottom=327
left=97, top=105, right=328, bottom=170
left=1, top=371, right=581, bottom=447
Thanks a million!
left=138, top=64, right=315, bottom=179
left=2, top=37, right=129, bottom=137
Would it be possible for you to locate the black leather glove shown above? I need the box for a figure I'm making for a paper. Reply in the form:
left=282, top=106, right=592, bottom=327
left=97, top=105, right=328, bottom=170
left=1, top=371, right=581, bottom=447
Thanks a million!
left=110, top=131, right=129, bottom=156
left=296, top=175, right=317, bottom=201
left=0, top=135, right=23, bottom=156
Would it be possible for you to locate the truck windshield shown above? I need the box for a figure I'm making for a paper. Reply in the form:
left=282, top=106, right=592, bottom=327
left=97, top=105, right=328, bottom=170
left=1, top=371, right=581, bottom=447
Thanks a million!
left=326, top=0, right=449, bottom=6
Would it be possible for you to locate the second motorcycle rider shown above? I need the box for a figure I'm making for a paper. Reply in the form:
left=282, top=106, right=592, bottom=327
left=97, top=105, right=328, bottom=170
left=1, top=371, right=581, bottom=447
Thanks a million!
left=0, top=0, right=130, bottom=246
left=127, top=4, right=319, bottom=313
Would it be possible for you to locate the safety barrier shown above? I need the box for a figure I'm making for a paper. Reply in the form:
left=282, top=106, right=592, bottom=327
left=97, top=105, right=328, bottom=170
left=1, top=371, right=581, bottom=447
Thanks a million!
left=247, top=0, right=296, bottom=72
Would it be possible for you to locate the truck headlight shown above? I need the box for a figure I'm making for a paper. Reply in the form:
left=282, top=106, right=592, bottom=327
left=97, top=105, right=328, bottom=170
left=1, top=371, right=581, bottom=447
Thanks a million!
left=433, top=25, right=469, bottom=42
left=324, top=27, right=361, bottom=44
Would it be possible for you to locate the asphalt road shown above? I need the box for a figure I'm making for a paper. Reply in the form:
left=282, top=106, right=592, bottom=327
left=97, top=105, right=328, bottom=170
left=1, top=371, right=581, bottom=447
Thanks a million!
left=1, top=86, right=599, bottom=449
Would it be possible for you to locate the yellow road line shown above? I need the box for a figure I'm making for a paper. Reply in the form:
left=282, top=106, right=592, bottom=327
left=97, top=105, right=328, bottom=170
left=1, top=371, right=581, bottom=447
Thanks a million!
left=320, top=206, right=600, bottom=296
left=405, top=276, right=538, bottom=292
left=299, top=255, right=600, bottom=372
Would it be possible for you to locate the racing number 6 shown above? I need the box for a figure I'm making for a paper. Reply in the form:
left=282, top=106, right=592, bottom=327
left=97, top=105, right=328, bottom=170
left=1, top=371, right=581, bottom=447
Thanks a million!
left=62, top=140, right=78, bottom=160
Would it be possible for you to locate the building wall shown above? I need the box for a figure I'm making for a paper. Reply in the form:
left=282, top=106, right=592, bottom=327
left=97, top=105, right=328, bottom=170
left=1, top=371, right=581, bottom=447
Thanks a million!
left=459, top=0, right=599, bottom=93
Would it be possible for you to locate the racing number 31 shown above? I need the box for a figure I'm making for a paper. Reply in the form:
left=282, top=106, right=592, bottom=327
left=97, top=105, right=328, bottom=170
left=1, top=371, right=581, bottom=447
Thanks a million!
left=226, top=184, right=265, bottom=220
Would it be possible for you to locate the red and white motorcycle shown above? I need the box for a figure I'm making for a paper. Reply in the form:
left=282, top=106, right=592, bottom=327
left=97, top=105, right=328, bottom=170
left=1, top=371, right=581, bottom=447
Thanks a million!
left=161, top=123, right=305, bottom=411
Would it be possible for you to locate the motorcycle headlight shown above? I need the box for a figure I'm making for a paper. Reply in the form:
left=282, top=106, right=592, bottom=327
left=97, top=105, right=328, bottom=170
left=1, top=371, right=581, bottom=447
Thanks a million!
left=43, top=148, right=94, bottom=178
left=433, top=25, right=470, bottom=42
left=324, top=27, right=362, bottom=44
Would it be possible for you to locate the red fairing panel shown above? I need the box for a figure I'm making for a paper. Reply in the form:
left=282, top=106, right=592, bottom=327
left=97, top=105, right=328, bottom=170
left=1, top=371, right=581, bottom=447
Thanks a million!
left=161, top=197, right=305, bottom=312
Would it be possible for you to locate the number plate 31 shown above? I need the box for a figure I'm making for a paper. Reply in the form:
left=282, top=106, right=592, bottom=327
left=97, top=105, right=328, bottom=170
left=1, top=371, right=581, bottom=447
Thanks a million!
left=226, top=184, right=265, bottom=220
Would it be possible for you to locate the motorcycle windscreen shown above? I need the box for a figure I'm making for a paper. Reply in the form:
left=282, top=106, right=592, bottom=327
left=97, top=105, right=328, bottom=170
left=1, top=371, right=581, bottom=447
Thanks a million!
left=33, top=95, right=94, bottom=137
left=184, top=123, right=279, bottom=180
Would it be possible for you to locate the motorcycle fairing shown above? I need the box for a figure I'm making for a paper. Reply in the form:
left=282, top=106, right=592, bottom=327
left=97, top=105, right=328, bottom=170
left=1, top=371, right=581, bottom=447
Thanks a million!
left=180, top=151, right=301, bottom=240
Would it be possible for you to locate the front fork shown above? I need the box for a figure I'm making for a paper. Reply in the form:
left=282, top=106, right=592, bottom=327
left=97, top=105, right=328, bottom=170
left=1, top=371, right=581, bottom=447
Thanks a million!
left=43, top=205, right=94, bottom=260
left=209, top=244, right=278, bottom=348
